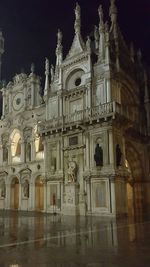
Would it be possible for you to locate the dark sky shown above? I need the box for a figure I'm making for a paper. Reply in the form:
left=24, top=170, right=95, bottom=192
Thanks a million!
left=0, top=0, right=150, bottom=83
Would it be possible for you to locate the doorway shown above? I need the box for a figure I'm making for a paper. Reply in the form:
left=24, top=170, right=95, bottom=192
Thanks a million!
left=11, top=178, right=19, bottom=210
left=35, top=177, right=44, bottom=211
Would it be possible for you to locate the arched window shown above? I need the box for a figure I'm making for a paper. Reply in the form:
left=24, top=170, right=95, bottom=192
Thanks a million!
left=10, top=130, right=22, bottom=163
left=34, top=125, right=44, bottom=160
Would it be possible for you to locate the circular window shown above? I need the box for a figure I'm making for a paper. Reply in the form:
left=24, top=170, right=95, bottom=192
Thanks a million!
left=75, top=77, right=81, bottom=87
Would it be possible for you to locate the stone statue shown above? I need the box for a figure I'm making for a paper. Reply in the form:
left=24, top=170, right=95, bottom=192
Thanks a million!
left=68, top=161, right=77, bottom=183
left=23, top=181, right=29, bottom=198
left=94, top=144, right=103, bottom=167
left=98, top=5, right=104, bottom=25
left=116, top=144, right=122, bottom=167
left=109, top=0, right=117, bottom=32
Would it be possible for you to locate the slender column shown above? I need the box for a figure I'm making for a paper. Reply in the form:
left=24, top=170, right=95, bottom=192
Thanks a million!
left=5, top=182, right=10, bottom=209
left=21, top=141, right=25, bottom=162
left=29, top=182, right=33, bottom=210
left=110, top=179, right=116, bottom=214
left=85, top=134, right=90, bottom=169
left=106, top=78, right=111, bottom=102
left=109, top=129, right=114, bottom=165
left=57, top=141, right=60, bottom=170
left=18, top=183, right=22, bottom=210
left=43, top=181, right=47, bottom=212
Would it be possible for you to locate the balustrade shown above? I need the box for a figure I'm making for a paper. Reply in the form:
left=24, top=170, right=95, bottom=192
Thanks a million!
left=38, top=101, right=134, bottom=133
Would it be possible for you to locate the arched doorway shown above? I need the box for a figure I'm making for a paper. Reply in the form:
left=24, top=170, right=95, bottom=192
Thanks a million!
left=35, top=176, right=44, bottom=211
left=11, top=177, right=19, bottom=210
left=125, top=142, right=144, bottom=217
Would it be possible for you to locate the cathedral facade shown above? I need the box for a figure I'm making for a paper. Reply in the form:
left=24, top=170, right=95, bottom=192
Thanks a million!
left=0, top=1, right=150, bottom=217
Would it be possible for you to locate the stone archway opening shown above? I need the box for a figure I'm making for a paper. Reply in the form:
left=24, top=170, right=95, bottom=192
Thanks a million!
left=11, top=177, right=19, bottom=210
left=125, top=143, right=144, bottom=217
left=35, top=176, right=44, bottom=211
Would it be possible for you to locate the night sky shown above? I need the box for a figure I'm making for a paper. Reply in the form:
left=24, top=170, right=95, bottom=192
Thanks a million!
left=0, top=0, right=150, bottom=83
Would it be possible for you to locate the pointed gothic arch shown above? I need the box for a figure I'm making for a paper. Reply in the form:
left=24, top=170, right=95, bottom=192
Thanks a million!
left=125, top=142, right=144, bottom=216
left=10, top=129, right=22, bottom=163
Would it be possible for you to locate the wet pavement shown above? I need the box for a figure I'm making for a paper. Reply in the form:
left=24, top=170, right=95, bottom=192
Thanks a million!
left=0, top=211, right=150, bottom=267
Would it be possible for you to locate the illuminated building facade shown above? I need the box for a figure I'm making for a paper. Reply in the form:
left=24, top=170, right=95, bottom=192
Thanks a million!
left=0, top=0, right=150, bottom=216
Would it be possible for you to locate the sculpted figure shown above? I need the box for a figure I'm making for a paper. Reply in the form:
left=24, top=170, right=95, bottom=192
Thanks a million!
left=116, top=144, right=122, bottom=167
left=94, top=144, right=103, bottom=167
left=68, top=161, right=77, bottom=183
left=98, top=5, right=104, bottom=24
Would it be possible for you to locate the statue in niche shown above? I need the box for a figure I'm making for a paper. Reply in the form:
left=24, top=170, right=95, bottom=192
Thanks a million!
left=68, top=161, right=77, bottom=183
left=116, top=144, right=122, bottom=167
left=94, top=144, right=103, bottom=167
left=23, top=181, right=29, bottom=198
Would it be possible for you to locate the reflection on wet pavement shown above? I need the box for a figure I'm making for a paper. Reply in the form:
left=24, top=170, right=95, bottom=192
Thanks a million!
left=0, top=211, right=150, bottom=267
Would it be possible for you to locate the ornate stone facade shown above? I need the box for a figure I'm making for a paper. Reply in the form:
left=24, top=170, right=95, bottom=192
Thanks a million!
left=0, top=1, right=150, bottom=216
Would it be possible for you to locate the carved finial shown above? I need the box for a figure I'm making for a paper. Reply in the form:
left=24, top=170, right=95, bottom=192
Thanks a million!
left=45, top=58, right=49, bottom=75
left=57, top=29, right=62, bottom=47
left=44, top=57, right=50, bottom=96
left=98, top=5, right=104, bottom=26
left=31, top=63, right=35, bottom=73
left=94, top=25, right=99, bottom=50
left=74, top=2, right=81, bottom=34
left=109, top=0, right=118, bottom=33
left=56, top=29, right=63, bottom=68
left=50, top=64, right=54, bottom=83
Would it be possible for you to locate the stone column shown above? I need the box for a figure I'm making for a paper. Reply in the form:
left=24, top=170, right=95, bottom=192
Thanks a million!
left=87, top=180, right=91, bottom=212
left=31, top=138, right=35, bottom=162
left=5, top=181, right=10, bottom=210
left=29, top=182, right=34, bottom=210
left=110, top=178, right=116, bottom=215
left=43, top=181, right=47, bottom=212
left=85, top=134, right=90, bottom=170
left=8, top=143, right=11, bottom=165
left=108, top=129, right=114, bottom=165
left=106, top=78, right=111, bottom=103
left=57, top=141, right=60, bottom=171
left=18, top=183, right=22, bottom=210
left=21, top=141, right=25, bottom=163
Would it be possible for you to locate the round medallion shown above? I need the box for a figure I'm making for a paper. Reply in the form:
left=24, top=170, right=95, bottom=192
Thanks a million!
left=13, top=92, right=24, bottom=111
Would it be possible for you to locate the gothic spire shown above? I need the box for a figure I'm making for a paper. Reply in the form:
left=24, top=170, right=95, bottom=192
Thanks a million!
left=0, top=30, right=4, bottom=82
left=98, top=5, right=104, bottom=27
left=74, top=2, right=81, bottom=35
left=44, top=58, right=49, bottom=96
left=98, top=5, right=105, bottom=61
left=109, top=0, right=118, bottom=35
left=56, top=29, right=63, bottom=66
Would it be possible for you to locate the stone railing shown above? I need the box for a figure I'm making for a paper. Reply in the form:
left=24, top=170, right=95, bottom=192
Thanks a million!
left=38, top=101, right=134, bottom=133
